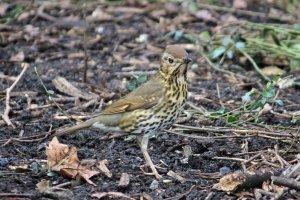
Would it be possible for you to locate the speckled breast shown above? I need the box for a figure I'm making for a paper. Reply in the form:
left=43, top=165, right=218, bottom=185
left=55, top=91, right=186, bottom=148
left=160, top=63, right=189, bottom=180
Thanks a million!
left=121, top=80, right=188, bottom=135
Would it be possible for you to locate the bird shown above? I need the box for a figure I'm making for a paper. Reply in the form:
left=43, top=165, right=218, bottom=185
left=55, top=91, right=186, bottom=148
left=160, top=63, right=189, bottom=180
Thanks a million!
left=54, top=45, right=192, bottom=179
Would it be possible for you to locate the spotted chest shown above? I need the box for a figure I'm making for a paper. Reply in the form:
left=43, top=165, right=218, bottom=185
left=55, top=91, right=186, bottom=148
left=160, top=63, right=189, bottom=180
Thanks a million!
left=120, top=77, right=188, bottom=135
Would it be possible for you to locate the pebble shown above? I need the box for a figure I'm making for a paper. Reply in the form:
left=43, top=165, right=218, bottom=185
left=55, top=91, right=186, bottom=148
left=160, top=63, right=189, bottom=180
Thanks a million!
left=220, top=166, right=231, bottom=175
left=150, top=180, right=159, bottom=190
left=0, top=158, right=9, bottom=166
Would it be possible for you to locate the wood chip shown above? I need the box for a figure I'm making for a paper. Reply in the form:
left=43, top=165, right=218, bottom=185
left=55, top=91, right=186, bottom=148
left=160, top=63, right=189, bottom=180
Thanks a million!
left=118, top=173, right=130, bottom=188
left=97, top=159, right=112, bottom=178
left=167, top=170, right=186, bottom=183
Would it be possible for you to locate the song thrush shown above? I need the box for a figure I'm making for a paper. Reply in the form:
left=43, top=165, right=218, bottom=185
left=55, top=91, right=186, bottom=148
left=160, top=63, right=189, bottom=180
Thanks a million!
left=54, top=45, right=192, bottom=179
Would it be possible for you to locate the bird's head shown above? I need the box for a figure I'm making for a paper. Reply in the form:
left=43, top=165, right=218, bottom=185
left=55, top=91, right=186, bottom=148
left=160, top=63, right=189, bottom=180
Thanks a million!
left=160, top=45, right=192, bottom=79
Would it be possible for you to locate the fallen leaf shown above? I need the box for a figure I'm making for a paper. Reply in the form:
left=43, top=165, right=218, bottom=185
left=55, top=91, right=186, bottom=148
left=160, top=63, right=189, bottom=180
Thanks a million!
left=46, top=137, right=99, bottom=186
left=36, top=179, right=50, bottom=193
left=52, top=76, right=97, bottom=100
left=261, top=66, right=286, bottom=75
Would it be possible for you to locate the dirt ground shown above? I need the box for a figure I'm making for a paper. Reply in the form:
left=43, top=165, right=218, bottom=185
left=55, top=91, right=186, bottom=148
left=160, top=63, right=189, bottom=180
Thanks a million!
left=0, top=1, right=300, bottom=199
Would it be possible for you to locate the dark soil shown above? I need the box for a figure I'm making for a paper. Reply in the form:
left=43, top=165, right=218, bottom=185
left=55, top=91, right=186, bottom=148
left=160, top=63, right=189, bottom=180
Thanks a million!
left=0, top=1, right=300, bottom=199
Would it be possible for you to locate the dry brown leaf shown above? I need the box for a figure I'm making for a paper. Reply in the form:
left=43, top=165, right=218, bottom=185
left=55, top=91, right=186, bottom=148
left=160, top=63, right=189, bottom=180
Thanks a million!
left=36, top=179, right=50, bottom=193
left=97, top=159, right=112, bottom=178
left=46, top=137, right=99, bottom=186
left=261, top=66, right=286, bottom=75
left=52, top=76, right=97, bottom=100
left=91, top=192, right=134, bottom=199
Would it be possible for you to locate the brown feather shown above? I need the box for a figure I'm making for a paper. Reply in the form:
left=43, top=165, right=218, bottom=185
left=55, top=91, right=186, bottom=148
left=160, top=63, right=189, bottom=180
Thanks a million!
left=165, top=45, right=187, bottom=58
left=101, top=74, right=164, bottom=115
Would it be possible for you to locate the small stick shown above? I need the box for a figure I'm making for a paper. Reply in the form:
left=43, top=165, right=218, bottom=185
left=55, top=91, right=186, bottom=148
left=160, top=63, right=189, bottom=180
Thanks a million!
left=2, top=63, right=29, bottom=128
left=238, top=48, right=270, bottom=81
left=82, top=0, right=88, bottom=83
left=272, top=176, right=300, bottom=190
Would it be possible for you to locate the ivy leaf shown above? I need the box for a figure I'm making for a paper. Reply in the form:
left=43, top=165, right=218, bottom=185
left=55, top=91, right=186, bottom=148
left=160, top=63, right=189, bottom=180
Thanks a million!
left=268, top=99, right=284, bottom=106
left=222, top=36, right=231, bottom=46
left=235, top=42, right=245, bottom=49
left=137, top=75, right=147, bottom=84
left=210, top=46, right=226, bottom=59
left=248, top=82, right=275, bottom=110
left=174, top=30, right=183, bottom=41
left=127, top=82, right=137, bottom=91
left=199, top=31, right=211, bottom=43
left=226, top=50, right=234, bottom=59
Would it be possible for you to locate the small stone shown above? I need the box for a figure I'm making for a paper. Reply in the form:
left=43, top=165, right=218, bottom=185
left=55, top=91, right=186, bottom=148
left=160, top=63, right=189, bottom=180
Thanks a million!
left=220, top=166, right=231, bottom=175
left=0, top=158, right=9, bottom=166
left=150, top=180, right=159, bottom=190
left=30, top=162, right=39, bottom=174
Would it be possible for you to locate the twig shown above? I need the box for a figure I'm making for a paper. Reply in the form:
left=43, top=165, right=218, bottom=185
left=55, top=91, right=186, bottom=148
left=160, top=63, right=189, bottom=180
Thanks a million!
left=272, top=176, right=300, bottom=190
left=197, top=46, right=248, bottom=80
left=216, top=83, right=224, bottom=108
left=82, top=0, right=88, bottom=83
left=173, top=124, right=297, bottom=138
left=238, top=48, right=270, bottom=81
left=165, top=130, right=254, bottom=140
left=2, top=63, right=29, bottom=128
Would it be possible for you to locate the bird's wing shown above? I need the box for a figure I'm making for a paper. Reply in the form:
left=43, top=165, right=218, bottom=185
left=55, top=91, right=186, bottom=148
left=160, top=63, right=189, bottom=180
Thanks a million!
left=101, top=75, right=164, bottom=115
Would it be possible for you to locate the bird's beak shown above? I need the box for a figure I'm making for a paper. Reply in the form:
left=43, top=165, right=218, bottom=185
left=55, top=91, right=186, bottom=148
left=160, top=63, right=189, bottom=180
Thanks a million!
left=184, top=57, right=192, bottom=64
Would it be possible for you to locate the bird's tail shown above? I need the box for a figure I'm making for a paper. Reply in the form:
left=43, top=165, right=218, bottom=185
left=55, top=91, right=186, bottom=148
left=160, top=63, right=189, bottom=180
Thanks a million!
left=53, top=117, right=99, bottom=137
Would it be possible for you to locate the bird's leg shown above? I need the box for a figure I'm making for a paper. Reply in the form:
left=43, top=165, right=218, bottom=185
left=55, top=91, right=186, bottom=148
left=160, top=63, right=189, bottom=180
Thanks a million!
left=137, top=135, right=161, bottom=180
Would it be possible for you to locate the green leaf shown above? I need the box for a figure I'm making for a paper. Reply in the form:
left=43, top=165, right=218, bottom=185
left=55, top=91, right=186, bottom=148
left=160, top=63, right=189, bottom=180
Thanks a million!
left=222, top=36, right=231, bottom=46
left=137, top=75, right=147, bottom=83
left=289, top=59, right=300, bottom=70
left=47, top=171, right=56, bottom=177
left=226, top=50, right=234, bottom=59
left=248, top=82, right=275, bottom=110
left=183, top=34, right=197, bottom=43
left=210, top=46, right=226, bottom=59
left=268, top=99, right=284, bottom=106
left=226, top=113, right=240, bottom=123
left=216, top=107, right=225, bottom=114
left=242, top=90, right=254, bottom=103
left=199, top=31, right=211, bottom=43
left=174, top=30, right=183, bottom=41
left=235, top=42, right=245, bottom=49
left=127, top=82, right=137, bottom=91
left=293, top=23, right=300, bottom=31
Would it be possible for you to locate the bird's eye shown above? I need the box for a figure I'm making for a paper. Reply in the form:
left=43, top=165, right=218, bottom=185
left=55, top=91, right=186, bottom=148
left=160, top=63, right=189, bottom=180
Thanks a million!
left=168, top=58, right=174, bottom=64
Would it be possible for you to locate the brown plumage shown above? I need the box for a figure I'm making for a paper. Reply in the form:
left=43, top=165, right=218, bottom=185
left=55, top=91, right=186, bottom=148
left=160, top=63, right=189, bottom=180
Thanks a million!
left=54, top=45, right=192, bottom=179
